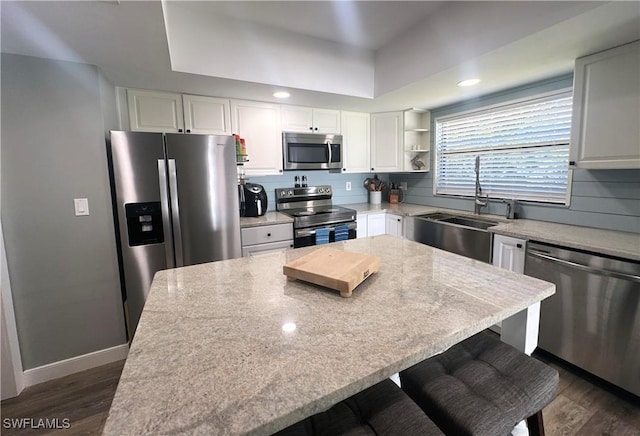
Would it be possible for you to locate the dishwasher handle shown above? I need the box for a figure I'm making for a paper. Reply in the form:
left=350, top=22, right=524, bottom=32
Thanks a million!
left=527, top=249, right=640, bottom=283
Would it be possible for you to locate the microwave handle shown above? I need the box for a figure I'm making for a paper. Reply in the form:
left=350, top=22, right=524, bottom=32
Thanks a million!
left=327, top=141, right=332, bottom=164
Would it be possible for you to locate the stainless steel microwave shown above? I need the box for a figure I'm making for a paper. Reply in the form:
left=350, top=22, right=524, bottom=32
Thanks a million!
left=282, top=132, right=343, bottom=171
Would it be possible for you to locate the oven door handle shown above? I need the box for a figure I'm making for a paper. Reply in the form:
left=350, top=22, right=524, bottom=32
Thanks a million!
left=296, top=222, right=356, bottom=237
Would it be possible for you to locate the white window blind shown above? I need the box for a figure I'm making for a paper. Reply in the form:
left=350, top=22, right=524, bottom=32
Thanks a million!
left=435, top=92, right=572, bottom=204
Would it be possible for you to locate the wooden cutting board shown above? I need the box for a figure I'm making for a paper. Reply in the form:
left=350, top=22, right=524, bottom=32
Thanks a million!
left=283, top=247, right=381, bottom=297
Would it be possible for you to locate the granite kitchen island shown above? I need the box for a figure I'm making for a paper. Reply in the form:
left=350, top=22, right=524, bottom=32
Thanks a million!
left=103, top=235, right=555, bottom=436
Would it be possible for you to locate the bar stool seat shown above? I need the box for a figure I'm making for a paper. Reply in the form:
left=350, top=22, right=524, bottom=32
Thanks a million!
left=274, top=378, right=444, bottom=436
left=400, top=331, right=558, bottom=436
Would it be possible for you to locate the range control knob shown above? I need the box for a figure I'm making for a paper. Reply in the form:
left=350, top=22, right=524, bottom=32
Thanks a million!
left=288, top=190, right=293, bottom=196
left=280, top=190, right=287, bottom=196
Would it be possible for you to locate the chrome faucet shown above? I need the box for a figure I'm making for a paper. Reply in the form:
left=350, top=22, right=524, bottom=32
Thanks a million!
left=503, top=199, right=517, bottom=219
left=474, top=156, right=488, bottom=215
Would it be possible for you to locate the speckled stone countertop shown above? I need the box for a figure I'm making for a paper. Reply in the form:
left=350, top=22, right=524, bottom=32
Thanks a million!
left=343, top=202, right=639, bottom=261
left=490, top=220, right=640, bottom=261
left=103, top=235, right=554, bottom=436
left=342, top=202, right=442, bottom=216
left=240, top=211, right=293, bottom=228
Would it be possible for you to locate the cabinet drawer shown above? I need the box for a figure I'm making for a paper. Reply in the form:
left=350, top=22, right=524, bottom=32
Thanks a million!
left=241, top=224, right=293, bottom=246
left=242, top=240, right=294, bottom=257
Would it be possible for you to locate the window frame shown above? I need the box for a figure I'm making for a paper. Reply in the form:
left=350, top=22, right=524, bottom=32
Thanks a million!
left=433, top=88, right=574, bottom=206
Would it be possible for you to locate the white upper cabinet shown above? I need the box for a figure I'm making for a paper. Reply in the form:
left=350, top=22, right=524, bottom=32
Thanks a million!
left=570, top=41, right=640, bottom=169
left=281, top=105, right=341, bottom=134
left=341, top=111, right=370, bottom=173
left=127, top=89, right=184, bottom=133
left=371, top=112, right=403, bottom=173
left=182, top=95, right=231, bottom=135
left=231, top=100, right=283, bottom=176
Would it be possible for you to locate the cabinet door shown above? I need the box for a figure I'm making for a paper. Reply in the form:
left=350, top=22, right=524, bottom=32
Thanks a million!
left=570, top=41, right=640, bottom=169
left=385, top=213, right=403, bottom=237
left=281, top=105, right=314, bottom=132
left=341, top=111, right=370, bottom=173
left=127, top=89, right=184, bottom=133
left=371, top=112, right=403, bottom=172
left=313, top=108, right=341, bottom=133
left=183, top=95, right=231, bottom=135
left=231, top=100, right=283, bottom=176
left=492, top=235, right=526, bottom=273
left=356, top=213, right=368, bottom=238
left=367, top=213, right=386, bottom=236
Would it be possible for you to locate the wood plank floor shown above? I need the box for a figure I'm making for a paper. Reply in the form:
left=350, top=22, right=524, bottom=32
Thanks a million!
left=1, top=353, right=638, bottom=435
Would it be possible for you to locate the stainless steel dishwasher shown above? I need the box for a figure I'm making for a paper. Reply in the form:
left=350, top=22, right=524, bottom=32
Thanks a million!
left=525, top=241, right=640, bottom=396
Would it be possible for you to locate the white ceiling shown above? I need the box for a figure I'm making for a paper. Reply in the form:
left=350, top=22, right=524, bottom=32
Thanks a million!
left=193, top=1, right=445, bottom=51
left=2, top=1, right=639, bottom=112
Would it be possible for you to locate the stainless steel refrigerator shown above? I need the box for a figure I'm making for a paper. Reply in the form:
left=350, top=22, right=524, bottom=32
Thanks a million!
left=108, top=131, right=241, bottom=336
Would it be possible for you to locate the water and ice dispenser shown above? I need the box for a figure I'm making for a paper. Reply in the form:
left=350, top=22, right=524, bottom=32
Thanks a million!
left=125, top=202, right=164, bottom=246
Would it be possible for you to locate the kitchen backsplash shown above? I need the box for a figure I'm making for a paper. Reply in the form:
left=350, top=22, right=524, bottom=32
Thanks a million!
left=249, top=171, right=389, bottom=210
left=250, top=168, right=639, bottom=234
left=389, top=169, right=640, bottom=234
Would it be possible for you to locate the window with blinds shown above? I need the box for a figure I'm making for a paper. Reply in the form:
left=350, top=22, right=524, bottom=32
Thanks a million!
left=435, top=91, right=573, bottom=204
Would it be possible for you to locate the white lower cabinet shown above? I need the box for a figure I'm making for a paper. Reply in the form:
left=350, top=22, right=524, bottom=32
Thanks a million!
left=356, top=212, right=402, bottom=238
left=367, top=213, right=386, bottom=236
left=356, top=214, right=368, bottom=239
left=385, top=213, right=404, bottom=238
left=491, top=234, right=538, bottom=355
left=492, top=234, right=526, bottom=273
left=241, top=224, right=293, bottom=257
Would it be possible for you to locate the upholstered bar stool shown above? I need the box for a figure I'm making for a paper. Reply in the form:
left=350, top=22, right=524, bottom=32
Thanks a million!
left=400, top=331, right=558, bottom=436
left=274, top=378, right=444, bottom=435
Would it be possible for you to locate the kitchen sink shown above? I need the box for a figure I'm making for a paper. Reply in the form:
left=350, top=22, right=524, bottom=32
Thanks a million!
left=438, top=216, right=498, bottom=231
left=405, top=213, right=499, bottom=263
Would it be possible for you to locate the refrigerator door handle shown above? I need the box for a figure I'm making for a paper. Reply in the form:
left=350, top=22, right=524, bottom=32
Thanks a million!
left=158, top=160, right=175, bottom=268
left=167, top=159, right=184, bottom=267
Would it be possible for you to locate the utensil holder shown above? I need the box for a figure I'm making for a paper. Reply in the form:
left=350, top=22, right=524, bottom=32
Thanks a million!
left=369, top=191, right=382, bottom=205
left=389, top=189, right=399, bottom=204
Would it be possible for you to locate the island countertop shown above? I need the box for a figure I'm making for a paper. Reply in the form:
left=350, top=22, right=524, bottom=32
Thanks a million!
left=103, top=235, right=555, bottom=436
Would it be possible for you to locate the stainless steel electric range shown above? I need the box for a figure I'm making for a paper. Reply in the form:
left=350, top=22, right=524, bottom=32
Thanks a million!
left=275, top=185, right=357, bottom=248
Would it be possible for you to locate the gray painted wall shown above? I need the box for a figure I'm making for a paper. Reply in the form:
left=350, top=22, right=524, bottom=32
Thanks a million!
left=1, top=54, right=127, bottom=370
left=391, top=75, right=640, bottom=234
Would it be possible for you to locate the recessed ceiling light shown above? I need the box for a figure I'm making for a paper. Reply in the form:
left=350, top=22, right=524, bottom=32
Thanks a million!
left=273, top=91, right=291, bottom=99
left=457, top=79, right=481, bottom=87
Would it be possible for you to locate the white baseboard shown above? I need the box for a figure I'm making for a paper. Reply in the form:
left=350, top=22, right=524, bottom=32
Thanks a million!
left=22, top=343, right=129, bottom=388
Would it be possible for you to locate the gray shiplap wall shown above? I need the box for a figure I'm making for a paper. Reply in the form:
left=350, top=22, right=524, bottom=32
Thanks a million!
left=391, top=75, right=640, bottom=234
left=391, top=169, right=639, bottom=233
left=250, top=171, right=388, bottom=210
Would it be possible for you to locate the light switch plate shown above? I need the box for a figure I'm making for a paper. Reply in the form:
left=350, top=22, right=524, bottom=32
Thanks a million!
left=74, top=198, right=90, bottom=216
left=346, top=182, right=351, bottom=191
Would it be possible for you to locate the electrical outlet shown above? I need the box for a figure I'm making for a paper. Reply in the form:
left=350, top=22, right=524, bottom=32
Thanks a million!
left=399, top=182, right=408, bottom=190
left=346, top=181, right=352, bottom=191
